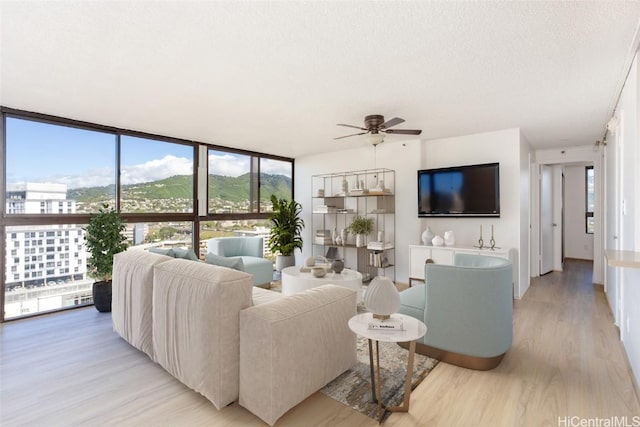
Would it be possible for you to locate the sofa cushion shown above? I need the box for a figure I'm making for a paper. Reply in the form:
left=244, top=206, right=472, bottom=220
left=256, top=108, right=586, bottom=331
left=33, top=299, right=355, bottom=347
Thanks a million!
left=239, top=285, right=357, bottom=425
left=206, top=252, right=245, bottom=271
left=152, top=259, right=253, bottom=409
left=148, top=247, right=175, bottom=257
left=112, top=249, right=174, bottom=360
left=171, top=247, right=199, bottom=261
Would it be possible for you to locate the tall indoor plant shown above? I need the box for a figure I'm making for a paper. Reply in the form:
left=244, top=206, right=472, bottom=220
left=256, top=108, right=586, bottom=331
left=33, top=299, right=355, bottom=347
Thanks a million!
left=84, top=203, right=128, bottom=312
left=268, top=194, right=304, bottom=271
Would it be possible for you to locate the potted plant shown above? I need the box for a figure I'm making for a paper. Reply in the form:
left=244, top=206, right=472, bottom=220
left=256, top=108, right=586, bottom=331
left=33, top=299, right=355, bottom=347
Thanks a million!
left=268, top=194, right=305, bottom=271
left=348, top=215, right=374, bottom=247
left=84, top=203, right=128, bottom=312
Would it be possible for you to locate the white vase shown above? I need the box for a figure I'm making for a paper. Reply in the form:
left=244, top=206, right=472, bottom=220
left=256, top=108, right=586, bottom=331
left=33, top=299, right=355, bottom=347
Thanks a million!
left=444, top=230, right=455, bottom=246
left=356, top=234, right=365, bottom=247
left=340, top=228, right=348, bottom=246
left=432, top=235, right=444, bottom=246
left=421, top=227, right=434, bottom=246
left=364, top=276, right=400, bottom=319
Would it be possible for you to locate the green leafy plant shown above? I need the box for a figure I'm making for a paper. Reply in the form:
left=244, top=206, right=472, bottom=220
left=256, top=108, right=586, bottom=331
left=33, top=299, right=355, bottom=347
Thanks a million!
left=347, top=215, right=374, bottom=235
left=268, top=195, right=304, bottom=256
left=84, top=203, right=129, bottom=281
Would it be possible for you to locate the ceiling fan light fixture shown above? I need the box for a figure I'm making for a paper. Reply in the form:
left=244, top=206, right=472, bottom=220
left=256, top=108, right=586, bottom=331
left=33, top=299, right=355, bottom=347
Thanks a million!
left=365, top=132, right=386, bottom=146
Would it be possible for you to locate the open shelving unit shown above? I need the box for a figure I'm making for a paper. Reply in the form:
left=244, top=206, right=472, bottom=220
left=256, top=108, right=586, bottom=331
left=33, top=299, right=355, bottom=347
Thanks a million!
left=311, top=168, right=395, bottom=282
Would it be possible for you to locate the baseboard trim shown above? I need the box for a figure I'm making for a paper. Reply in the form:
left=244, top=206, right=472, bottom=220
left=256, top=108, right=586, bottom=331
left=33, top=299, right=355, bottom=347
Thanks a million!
left=398, top=341, right=506, bottom=371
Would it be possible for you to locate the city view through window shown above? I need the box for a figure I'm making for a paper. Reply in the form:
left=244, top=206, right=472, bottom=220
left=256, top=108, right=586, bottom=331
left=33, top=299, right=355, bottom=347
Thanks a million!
left=3, top=115, right=293, bottom=320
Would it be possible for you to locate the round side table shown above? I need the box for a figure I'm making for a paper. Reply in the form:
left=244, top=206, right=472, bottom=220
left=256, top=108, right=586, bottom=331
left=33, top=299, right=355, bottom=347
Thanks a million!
left=348, top=312, right=427, bottom=423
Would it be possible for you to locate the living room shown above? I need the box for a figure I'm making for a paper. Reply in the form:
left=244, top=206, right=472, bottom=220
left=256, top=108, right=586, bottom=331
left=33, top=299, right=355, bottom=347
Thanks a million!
left=2, top=2, right=640, bottom=426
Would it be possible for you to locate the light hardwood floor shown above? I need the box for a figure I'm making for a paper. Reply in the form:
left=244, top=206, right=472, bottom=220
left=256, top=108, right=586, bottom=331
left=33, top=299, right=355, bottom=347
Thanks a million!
left=1, top=259, right=638, bottom=426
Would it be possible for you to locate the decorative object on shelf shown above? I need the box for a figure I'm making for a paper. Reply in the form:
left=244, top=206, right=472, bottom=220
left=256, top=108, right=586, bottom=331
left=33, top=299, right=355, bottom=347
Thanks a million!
left=490, top=225, right=500, bottom=250
left=476, top=224, right=484, bottom=249
left=331, top=258, right=345, bottom=274
left=421, top=227, right=434, bottom=246
left=432, top=235, right=444, bottom=246
left=326, top=246, right=338, bottom=261
left=335, top=235, right=342, bottom=245
left=340, top=228, right=348, bottom=246
left=348, top=215, right=374, bottom=248
left=304, top=256, right=316, bottom=267
left=364, top=276, right=400, bottom=320
left=311, top=266, right=327, bottom=278
left=84, top=203, right=129, bottom=312
left=332, top=227, right=338, bottom=245
left=268, top=195, right=305, bottom=272
left=444, top=230, right=455, bottom=246
left=377, top=230, right=385, bottom=242
left=341, top=176, right=348, bottom=194
left=316, top=189, right=324, bottom=197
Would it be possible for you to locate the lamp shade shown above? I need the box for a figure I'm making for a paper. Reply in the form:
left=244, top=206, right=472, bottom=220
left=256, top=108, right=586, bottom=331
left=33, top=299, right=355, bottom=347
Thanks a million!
left=364, top=276, right=400, bottom=320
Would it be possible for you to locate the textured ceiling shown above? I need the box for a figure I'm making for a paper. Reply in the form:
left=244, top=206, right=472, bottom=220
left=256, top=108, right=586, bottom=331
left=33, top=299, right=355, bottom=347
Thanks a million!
left=1, top=1, right=639, bottom=159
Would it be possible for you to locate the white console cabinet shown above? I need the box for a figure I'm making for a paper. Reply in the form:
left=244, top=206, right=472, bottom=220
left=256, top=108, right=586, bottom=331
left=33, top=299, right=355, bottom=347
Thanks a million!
left=408, top=244, right=513, bottom=287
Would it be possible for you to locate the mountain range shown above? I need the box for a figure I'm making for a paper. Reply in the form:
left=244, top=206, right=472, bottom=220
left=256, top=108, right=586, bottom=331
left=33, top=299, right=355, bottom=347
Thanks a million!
left=68, top=173, right=292, bottom=204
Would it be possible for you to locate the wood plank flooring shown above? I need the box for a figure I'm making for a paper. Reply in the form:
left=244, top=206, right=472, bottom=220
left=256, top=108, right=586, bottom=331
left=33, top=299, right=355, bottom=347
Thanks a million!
left=1, top=259, right=638, bottom=426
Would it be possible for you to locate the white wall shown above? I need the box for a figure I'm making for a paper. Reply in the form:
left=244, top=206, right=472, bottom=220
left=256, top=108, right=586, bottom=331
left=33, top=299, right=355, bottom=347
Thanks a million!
left=296, top=127, right=530, bottom=297
left=563, top=165, right=594, bottom=260
left=420, top=128, right=529, bottom=297
left=605, top=52, right=640, bottom=390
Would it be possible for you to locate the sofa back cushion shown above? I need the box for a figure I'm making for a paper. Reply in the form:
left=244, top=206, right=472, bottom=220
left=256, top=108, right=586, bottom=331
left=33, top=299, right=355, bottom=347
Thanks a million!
left=152, top=258, right=253, bottom=409
left=112, top=249, right=174, bottom=360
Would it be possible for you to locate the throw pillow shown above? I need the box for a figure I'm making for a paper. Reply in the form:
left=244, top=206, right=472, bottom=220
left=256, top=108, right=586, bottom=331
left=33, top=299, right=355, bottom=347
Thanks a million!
left=172, top=248, right=199, bottom=261
left=205, top=253, right=245, bottom=272
left=148, top=247, right=175, bottom=257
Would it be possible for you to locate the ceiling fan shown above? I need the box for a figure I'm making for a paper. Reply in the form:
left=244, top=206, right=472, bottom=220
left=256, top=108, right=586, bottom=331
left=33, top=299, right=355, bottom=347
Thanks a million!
left=335, top=114, right=422, bottom=145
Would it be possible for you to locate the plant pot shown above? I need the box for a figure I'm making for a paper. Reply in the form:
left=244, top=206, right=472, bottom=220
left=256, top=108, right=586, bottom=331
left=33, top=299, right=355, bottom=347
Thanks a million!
left=355, top=234, right=366, bottom=248
left=92, top=280, right=112, bottom=313
left=275, top=254, right=295, bottom=272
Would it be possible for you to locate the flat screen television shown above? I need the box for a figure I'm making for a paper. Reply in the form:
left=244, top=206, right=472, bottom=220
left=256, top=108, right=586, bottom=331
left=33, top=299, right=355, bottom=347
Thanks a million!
left=418, top=162, right=500, bottom=217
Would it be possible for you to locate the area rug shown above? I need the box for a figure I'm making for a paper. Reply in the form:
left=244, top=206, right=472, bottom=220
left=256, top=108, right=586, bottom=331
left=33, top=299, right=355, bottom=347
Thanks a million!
left=320, top=335, right=439, bottom=422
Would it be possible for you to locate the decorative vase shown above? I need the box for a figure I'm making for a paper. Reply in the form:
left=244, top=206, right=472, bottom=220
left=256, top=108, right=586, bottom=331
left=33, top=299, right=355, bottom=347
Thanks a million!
left=444, top=230, right=455, bottom=246
left=432, top=235, right=444, bottom=246
left=421, top=227, right=434, bottom=246
left=364, top=276, right=400, bottom=320
left=311, top=266, right=327, bottom=278
left=332, top=227, right=338, bottom=245
left=331, top=258, right=344, bottom=274
left=356, top=234, right=365, bottom=248
left=93, top=280, right=112, bottom=312
left=340, top=228, right=348, bottom=246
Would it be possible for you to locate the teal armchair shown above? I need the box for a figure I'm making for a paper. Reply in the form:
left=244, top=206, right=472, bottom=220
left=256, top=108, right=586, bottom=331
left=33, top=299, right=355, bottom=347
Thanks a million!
left=398, top=253, right=513, bottom=370
left=206, top=237, right=273, bottom=286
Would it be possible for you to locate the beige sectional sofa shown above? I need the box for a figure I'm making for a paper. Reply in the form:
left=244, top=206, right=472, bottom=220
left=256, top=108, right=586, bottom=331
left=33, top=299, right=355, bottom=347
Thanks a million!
left=112, top=249, right=357, bottom=426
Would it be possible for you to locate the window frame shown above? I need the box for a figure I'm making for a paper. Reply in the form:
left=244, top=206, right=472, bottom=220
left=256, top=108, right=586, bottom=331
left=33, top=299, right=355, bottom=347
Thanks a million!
left=1, top=107, right=294, bottom=322
left=585, top=165, right=594, bottom=234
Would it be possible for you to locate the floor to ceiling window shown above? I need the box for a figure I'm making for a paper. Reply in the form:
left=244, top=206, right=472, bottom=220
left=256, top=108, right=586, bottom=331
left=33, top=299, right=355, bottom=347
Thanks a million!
left=1, top=108, right=293, bottom=321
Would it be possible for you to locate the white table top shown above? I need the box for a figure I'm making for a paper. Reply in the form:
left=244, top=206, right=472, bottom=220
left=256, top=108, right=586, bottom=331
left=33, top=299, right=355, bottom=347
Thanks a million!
left=282, top=266, right=362, bottom=281
left=348, top=313, right=427, bottom=343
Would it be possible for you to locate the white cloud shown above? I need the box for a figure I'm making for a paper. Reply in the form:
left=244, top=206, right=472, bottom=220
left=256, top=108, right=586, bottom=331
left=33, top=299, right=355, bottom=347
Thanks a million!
left=261, top=158, right=292, bottom=177
left=121, top=155, right=193, bottom=185
left=208, top=153, right=249, bottom=177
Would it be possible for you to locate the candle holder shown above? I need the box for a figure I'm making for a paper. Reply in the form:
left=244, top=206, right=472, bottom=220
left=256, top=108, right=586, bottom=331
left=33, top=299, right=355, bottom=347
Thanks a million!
left=475, top=224, right=484, bottom=249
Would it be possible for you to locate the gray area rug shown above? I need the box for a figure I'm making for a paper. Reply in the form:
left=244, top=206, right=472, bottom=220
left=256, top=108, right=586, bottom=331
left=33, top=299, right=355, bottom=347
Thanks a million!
left=320, top=335, right=439, bottom=422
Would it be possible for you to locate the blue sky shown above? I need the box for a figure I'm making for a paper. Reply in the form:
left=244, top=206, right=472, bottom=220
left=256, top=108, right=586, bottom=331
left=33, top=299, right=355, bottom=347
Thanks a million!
left=6, top=117, right=291, bottom=189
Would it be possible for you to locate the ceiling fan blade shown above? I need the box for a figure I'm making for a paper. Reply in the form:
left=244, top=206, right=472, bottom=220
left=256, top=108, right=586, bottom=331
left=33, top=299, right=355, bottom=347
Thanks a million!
left=337, top=123, right=368, bottom=131
left=334, top=132, right=368, bottom=140
left=384, top=128, right=422, bottom=135
left=380, top=117, right=405, bottom=129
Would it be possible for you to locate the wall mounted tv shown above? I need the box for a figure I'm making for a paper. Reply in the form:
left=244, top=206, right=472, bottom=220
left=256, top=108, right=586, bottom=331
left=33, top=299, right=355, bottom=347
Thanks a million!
left=418, top=162, right=500, bottom=217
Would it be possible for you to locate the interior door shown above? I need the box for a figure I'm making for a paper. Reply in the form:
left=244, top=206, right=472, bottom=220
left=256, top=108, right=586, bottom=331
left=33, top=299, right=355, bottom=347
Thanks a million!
left=540, top=165, right=553, bottom=275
